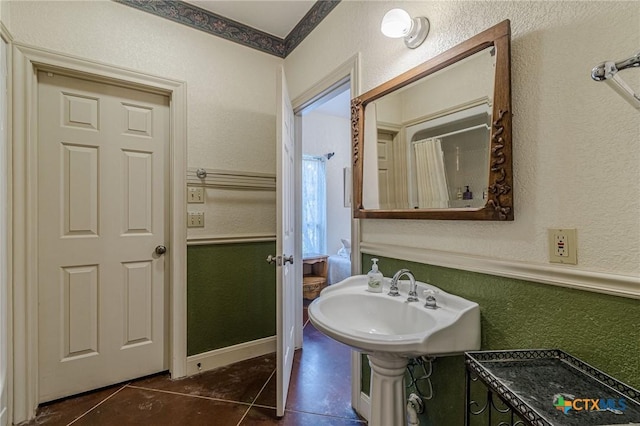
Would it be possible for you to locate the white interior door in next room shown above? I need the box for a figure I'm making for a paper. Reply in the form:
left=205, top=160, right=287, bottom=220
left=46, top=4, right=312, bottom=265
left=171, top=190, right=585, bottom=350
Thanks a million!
left=37, top=71, right=170, bottom=402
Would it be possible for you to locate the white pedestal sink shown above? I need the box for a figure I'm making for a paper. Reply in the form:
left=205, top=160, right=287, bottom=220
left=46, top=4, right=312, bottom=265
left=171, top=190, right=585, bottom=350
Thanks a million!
left=367, top=353, right=409, bottom=426
left=308, top=275, right=480, bottom=426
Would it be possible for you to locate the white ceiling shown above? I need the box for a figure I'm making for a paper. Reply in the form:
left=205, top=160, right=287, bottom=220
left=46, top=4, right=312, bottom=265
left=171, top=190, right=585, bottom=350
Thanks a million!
left=313, top=88, right=351, bottom=119
left=185, top=1, right=316, bottom=38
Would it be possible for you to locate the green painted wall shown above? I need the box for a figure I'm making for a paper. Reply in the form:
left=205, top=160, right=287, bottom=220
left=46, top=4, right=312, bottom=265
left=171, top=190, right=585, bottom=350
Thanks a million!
left=187, top=242, right=276, bottom=356
left=362, top=254, right=640, bottom=426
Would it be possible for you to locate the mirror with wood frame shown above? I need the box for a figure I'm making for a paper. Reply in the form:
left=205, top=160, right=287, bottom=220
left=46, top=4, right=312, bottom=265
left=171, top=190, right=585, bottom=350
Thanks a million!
left=351, top=20, right=513, bottom=220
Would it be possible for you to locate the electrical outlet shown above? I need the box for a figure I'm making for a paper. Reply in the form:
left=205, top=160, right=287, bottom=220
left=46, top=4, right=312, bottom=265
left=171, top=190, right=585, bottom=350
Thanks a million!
left=187, top=187, right=205, bottom=203
left=187, top=212, right=204, bottom=227
left=548, top=228, right=577, bottom=265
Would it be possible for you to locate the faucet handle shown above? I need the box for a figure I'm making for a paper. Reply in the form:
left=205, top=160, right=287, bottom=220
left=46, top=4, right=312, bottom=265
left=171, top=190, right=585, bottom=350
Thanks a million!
left=406, top=291, right=419, bottom=303
left=423, top=290, right=439, bottom=309
left=388, top=285, right=400, bottom=297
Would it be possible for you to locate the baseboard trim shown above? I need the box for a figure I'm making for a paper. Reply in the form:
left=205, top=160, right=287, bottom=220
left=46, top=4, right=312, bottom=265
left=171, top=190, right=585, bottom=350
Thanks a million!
left=359, top=392, right=370, bottom=422
left=186, top=336, right=276, bottom=376
left=360, top=242, right=640, bottom=299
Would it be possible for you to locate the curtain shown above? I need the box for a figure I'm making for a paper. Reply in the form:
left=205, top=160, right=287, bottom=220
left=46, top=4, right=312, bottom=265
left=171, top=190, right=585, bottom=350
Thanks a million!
left=413, top=138, right=450, bottom=208
left=302, top=155, right=327, bottom=255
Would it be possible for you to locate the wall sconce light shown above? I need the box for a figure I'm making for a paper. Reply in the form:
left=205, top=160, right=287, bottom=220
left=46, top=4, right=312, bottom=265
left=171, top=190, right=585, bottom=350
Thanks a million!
left=380, top=8, right=429, bottom=49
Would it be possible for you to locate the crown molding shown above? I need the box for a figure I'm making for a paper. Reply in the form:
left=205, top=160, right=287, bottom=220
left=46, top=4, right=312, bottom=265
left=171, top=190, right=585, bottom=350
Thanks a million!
left=113, top=0, right=340, bottom=58
left=284, top=0, right=340, bottom=54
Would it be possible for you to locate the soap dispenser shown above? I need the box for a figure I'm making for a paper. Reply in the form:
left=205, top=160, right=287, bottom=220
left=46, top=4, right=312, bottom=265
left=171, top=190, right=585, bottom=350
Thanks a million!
left=462, top=185, right=473, bottom=200
left=367, top=258, right=383, bottom=293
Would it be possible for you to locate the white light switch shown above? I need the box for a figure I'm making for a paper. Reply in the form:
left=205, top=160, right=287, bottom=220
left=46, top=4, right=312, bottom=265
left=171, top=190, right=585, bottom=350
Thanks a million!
left=187, top=212, right=204, bottom=227
left=188, top=187, right=205, bottom=203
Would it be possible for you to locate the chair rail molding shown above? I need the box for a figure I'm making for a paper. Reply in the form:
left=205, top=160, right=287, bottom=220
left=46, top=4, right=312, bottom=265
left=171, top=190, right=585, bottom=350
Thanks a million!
left=187, top=234, right=276, bottom=246
left=187, top=167, right=275, bottom=191
left=359, top=242, right=639, bottom=299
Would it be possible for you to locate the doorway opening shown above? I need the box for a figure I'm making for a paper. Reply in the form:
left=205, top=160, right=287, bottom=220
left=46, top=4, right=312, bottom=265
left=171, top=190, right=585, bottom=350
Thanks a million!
left=298, top=83, right=352, bottom=326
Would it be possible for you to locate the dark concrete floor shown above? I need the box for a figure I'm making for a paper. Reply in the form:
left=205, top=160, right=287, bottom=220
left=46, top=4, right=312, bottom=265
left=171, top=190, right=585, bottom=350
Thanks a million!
left=24, top=304, right=365, bottom=425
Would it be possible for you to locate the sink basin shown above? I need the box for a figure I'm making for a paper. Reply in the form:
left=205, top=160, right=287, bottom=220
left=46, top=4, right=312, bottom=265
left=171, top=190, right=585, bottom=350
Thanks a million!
left=308, top=274, right=481, bottom=426
left=308, top=275, right=480, bottom=357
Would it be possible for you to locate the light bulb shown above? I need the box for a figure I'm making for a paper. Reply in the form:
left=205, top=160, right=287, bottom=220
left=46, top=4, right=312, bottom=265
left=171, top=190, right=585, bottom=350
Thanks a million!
left=381, top=8, right=413, bottom=38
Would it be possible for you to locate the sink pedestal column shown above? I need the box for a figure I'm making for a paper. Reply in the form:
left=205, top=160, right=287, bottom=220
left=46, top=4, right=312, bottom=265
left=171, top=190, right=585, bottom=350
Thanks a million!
left=367, top=354, right=409, bottom=426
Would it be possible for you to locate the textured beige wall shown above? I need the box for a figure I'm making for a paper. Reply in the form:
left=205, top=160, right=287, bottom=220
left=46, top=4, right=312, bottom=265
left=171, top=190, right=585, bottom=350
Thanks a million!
left=285, top=1, right=640, bottom=276
left=0, top=1, right=9, bottom=29
left=6, top=1, right=640, bottom=274
left=7, top=0, right=280, bottom=238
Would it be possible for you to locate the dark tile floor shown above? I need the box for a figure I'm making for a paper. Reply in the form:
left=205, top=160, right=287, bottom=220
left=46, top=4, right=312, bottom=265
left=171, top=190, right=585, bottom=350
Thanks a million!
left=25, top=304, right=366, bottom=425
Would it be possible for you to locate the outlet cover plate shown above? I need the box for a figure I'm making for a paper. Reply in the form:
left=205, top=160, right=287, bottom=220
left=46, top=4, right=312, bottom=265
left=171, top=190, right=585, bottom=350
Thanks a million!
left=548, top=228, right=577, bottom=265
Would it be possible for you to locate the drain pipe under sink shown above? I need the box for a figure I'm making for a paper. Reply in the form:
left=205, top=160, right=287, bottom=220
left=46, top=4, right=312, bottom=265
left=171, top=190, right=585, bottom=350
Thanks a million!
left=407, top=393, right=424, bottom=425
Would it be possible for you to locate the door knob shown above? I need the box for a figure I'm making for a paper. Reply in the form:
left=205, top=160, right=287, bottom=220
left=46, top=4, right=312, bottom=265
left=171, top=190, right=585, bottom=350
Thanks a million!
left=283, top=255, right=294, bottom=265
left=155, top=245, right=167, bottom=255
left=266, top=255, right=279, bottom=264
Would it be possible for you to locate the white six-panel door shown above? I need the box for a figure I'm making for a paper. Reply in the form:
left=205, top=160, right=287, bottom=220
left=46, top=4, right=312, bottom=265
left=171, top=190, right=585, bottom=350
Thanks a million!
left=377, top=132, right=395, bottom=209
left=276, top=66, right=296, bottom=418
left=37, top=71, right=169, bottom=402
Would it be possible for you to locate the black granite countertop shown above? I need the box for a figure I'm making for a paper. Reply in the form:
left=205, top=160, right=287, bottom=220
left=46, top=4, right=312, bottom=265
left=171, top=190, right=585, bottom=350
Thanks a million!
left=465, top=349, right=640, bottom=426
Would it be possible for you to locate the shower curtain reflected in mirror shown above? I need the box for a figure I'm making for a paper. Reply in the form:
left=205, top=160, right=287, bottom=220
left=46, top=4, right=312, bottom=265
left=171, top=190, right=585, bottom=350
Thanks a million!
left=413, top=138, right=450, bottom=208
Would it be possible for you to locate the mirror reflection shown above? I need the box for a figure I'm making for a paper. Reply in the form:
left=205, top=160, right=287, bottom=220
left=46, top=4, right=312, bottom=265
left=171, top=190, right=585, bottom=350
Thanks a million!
left=362, top=47, right=496, bottom=210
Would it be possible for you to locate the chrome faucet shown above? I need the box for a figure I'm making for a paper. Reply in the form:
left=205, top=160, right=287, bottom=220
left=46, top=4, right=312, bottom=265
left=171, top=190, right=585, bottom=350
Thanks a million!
left=389, top=269, right=418, bottom=302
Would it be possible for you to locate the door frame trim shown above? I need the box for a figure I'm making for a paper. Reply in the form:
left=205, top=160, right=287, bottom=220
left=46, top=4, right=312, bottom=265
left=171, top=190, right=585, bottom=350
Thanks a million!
left=11, top=43, right=187, bottom=423
left=1, top=23, right=14, bottom=426
left=289, top=53, right=363, bottom=416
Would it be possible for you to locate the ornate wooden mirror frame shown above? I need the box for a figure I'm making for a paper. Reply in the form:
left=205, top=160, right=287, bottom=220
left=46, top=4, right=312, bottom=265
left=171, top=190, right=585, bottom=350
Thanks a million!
left=351, top=20, right=513, bottom=220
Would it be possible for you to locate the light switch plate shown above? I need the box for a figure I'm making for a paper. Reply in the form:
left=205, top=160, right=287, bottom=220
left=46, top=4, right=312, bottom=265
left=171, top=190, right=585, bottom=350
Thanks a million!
left=187, top=187, right=205, bottom=203
left=187, top=211, right=204, bottom=227
left=548, top=228, right=577, bottom=265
